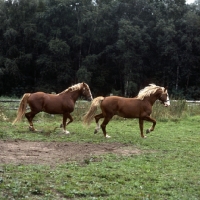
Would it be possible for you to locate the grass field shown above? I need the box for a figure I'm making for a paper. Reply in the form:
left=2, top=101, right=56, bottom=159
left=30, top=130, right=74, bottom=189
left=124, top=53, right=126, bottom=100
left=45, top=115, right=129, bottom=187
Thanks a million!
left=0, top=100, right=200, bottom=199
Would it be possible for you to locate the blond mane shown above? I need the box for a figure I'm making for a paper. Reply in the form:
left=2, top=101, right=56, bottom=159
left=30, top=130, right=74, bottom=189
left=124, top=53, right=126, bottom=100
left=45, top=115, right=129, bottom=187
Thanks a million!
left=137, top=84, right=164, bottom=100
left=58, top=83, right=83, bottom=95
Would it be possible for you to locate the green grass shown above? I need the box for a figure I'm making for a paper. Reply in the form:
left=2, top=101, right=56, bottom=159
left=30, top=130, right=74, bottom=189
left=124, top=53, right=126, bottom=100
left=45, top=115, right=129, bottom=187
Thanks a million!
left=0, top=100, right=200, bottom=199
left=1, top=116, right=200, bottom=199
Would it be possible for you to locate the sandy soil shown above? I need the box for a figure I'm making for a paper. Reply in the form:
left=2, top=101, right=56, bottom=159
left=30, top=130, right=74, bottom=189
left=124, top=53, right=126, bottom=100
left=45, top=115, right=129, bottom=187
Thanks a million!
left=0, top=140, right=142, bottom=165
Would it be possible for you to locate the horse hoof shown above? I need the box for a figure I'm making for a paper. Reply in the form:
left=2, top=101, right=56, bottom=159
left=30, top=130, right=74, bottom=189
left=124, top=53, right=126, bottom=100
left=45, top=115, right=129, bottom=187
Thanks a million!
left=94, top=130, right=98, bottom=134
left=106, top=135, right=111, bottom=138
left=146, top=129, right=150, bottom=134
left=64, top=131, right=70, bottom=134
left=29, top=126, right=35, bottom=131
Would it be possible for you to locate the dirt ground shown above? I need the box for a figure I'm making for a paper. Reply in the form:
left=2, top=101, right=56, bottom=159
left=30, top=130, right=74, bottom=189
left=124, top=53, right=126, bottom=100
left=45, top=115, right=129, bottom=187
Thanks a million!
left=0, top=140, right=142, bottom=165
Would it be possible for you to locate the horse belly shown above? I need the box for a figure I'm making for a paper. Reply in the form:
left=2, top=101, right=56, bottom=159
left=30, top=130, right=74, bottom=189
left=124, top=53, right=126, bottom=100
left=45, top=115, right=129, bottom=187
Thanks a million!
left=102, top=98, right=140, bottom=118
left=42, top=97, right=70, bottom=114
left=44, top=103, right=72, bottom=114
left=117, top=107, right=140, bottom=118
left=117, top=100, right=141, bottom=118
left=43, top=105, right=63, bottom=114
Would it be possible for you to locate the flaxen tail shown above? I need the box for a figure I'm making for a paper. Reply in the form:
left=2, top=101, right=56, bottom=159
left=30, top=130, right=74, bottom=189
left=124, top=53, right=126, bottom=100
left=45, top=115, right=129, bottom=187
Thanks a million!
left=12, top=93, right=31, bottom=125
left=83, top=96, right=104, bottom=126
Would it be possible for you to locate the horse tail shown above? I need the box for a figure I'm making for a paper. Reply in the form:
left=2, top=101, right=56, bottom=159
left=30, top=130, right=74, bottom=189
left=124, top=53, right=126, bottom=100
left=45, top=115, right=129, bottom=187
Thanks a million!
left=83, top=96, right=104, bottom=126
left=12, top=93, right=31, bottom=125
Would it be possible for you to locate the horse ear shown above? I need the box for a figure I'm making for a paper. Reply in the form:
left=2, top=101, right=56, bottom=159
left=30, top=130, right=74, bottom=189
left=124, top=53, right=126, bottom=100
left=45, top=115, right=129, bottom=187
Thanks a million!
left=82, top=82, right=88, bottom=88
left=164, top=86, right=168, bottom=92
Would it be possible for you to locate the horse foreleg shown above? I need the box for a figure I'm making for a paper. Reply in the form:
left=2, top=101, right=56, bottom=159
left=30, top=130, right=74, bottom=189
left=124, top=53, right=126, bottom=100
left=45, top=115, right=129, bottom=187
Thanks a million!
left=101, top=116, right=112, bottom=138
left=62, top=113, right=73, bottom=134
left=94, top=113, right=104, bottom=134
left=25, top=112, right=37, bottom=131
left=139, top=118, right=146, bottom=138
left=144, top=116, right=156, bottom=134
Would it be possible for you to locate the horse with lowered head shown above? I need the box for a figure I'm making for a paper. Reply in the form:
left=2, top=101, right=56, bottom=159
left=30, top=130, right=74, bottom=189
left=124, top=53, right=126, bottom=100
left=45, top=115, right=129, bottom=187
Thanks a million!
left=83, top=84, right=170, bottom=138
left=13, top=82, right=93, bottom=134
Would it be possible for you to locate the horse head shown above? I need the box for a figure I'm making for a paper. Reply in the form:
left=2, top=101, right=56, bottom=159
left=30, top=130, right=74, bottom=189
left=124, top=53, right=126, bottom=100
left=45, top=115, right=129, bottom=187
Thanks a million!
left=159, top=87, right=170, bottom=107
left=81, top=82, right=93, bottom=101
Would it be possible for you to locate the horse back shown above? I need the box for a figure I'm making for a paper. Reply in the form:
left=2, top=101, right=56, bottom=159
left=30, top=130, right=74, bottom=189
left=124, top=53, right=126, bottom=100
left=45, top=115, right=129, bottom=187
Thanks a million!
left=27, top=92, right=74, bottom=114
left=101, top=96, right=151, bottom=118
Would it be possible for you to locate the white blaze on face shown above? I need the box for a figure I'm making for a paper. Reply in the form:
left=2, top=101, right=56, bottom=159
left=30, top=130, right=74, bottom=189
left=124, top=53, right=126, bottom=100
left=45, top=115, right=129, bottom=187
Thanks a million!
left=89, top=90, right=93, bottom=101
left=165, top=93, right=170, bottom=106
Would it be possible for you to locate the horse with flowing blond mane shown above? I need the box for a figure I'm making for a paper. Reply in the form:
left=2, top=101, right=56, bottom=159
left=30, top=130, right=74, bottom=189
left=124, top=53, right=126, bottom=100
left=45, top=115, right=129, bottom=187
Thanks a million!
left=83, top=84, right=170, bottom=138
left=13, top=82, right=93, bottom=134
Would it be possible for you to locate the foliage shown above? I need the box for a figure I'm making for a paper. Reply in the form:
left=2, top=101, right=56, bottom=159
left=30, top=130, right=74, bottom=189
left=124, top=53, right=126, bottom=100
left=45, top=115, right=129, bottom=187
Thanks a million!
left=0, top=0, right=199, bottom=98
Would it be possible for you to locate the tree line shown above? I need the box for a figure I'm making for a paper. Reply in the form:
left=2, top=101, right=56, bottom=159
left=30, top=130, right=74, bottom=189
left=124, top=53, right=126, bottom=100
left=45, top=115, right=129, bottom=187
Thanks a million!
left=0, top=0, right=200, bottom=99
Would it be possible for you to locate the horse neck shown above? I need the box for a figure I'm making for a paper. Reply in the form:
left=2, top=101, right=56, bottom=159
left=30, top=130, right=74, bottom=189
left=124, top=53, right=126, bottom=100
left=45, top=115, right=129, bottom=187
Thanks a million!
left=67, top=89, right=82, bottom=102
left=145, top=91, right=161, bottom=105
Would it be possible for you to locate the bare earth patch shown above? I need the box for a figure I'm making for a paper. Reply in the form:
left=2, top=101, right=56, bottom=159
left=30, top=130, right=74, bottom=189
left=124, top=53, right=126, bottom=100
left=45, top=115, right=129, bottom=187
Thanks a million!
left=0, top=140, right=142, bottom=165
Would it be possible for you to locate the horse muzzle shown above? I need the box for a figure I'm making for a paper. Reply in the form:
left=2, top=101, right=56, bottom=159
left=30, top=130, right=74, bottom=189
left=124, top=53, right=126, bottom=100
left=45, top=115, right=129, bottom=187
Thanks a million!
left=160, top=100, right=170, bottom=107
left=88, top=96, right=93, bottom=101
left=164, top=101, right=170, bottom=107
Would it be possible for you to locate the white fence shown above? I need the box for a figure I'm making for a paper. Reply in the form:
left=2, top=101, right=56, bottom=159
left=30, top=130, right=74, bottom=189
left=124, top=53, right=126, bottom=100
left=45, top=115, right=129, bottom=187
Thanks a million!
left=0, top=99, right=89, bottom=110
left=1, top=99, right=200, bottom=103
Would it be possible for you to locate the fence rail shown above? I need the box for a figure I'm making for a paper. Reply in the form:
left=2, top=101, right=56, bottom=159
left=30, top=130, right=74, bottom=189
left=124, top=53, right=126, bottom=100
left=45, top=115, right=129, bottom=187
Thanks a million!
left=0, top=99, right=200, bottom=109
left=0, top=100, right=20, bottom=102
left=0, top=99, right=89, bottom=110
left=1, top=100, right=200, bottom=103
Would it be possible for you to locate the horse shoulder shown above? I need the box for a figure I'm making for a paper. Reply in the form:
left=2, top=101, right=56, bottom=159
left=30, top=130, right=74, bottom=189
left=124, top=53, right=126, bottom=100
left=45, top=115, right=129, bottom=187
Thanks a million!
left=58, top=94, right=75, bottom=110
left=139, top=100, right=152, bottom=116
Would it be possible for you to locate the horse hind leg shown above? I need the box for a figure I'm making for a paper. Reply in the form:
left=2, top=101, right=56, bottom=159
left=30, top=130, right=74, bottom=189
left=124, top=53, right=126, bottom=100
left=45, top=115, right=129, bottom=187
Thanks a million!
left=101, top=115, right=113, bottom=138
left=25, top=112, right=37, bottom=131
left=94, top=113, right=104, bottom=134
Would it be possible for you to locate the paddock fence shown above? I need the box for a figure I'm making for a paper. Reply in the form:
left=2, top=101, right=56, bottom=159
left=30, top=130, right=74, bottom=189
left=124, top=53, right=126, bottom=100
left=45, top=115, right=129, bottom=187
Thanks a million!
left=0, top=99, right=90, bottom=110
left=0, top=99, right=200, bottom=110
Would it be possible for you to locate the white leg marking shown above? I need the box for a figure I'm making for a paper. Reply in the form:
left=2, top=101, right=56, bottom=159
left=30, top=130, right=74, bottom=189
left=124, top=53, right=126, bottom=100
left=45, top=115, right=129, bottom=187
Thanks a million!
left=95, top=122, right=100, bottom=133
left=63, top=129, right=70, bottom=134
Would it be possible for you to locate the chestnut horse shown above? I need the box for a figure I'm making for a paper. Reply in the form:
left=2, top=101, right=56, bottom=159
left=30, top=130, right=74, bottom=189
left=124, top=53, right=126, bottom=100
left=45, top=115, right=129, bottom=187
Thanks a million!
left=83, top=84, right=170, bottom=138
left=13, top=82, right=93, bottom=134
